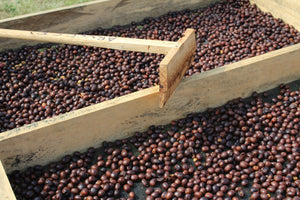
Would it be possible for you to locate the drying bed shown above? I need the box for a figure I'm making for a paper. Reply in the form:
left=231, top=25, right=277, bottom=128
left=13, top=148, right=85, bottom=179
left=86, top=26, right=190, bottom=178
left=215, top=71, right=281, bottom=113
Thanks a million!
left=7, top=80, right=300, bottom=200
left=0, top=0, right=300, bottom=199
left=1, top=41, right=300, bottom=199
left=0, top=0, right=299, bottom=133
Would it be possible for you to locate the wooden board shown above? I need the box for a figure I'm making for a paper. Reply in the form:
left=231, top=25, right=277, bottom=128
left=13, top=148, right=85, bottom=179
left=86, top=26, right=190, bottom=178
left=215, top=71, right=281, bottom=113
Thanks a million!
left=250, top=0, right=300, bottom=31
left=0, top=161, right=16, bottom=200
left=159, top=29, right=196, bottom=107
left=272, top=0, right=300, bottom=12
left=0, top=0, right=221, bottom=51
left=1, top=43, right=299, bottom=174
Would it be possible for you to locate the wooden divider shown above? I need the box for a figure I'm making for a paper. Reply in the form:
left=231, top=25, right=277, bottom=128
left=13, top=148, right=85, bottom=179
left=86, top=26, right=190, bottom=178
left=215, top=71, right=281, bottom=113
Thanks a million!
left=1, top=43, right=299, bottom=173
left=0, top=161, right=16, bottom=200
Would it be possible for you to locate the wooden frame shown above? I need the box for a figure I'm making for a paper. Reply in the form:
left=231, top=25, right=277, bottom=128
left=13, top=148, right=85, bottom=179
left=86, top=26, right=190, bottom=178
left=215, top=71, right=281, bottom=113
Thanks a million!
left=0, top=0, right=299, bottom=198
left=0, top=28, right=196, bottom=107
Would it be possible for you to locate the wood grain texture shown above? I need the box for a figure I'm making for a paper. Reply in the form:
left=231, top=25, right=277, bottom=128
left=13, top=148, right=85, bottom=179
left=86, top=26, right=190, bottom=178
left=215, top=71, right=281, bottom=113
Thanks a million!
left=0, top=28, right=176, bottom=54
left=1, top=43, right=300, bottom=173
left=0, top=0, right=221, bottom=51
left=159, top=29, right=196, bottom=107
left=250, top=0, right=300, bottom=31
left=272, top=0, right=300, bottom=13
left=0, top=161, right=16, bottom=200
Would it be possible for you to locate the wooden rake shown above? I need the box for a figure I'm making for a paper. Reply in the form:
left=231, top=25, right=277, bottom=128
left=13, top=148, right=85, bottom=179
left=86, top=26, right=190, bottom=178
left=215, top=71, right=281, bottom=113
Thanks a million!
left=0, top=28, right=196, bottom=107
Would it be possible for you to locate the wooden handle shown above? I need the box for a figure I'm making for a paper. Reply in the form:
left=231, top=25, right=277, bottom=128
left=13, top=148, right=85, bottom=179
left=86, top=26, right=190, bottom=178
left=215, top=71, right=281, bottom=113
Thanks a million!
left=0, top=28, right=177, bottom=54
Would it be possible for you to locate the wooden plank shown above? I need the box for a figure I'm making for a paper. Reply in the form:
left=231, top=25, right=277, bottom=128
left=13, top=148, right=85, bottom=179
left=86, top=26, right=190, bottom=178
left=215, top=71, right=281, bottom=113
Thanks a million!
left=1, top=43, right=300, bottom=173
left=0, top=28, right=176, bottom=54
left=251, top=0, right=300, bottom=31
left=0, top=161, right=16, bottom=200
left=272, top=0, right=300, bottom=13
left=0, top=0, right=222, bottom=51
left=159, top=29, right=196, bottom=107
